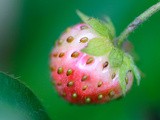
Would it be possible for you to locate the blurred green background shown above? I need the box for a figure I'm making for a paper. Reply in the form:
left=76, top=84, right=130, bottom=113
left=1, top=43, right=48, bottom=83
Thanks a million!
left=0, top=0, right=160, bottom=120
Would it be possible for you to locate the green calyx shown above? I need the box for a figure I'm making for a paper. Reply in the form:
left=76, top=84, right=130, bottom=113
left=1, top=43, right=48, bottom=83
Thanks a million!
left=82, top=37, right=113, bottom=56
left=118, top=54, right=141, bottom=94
left=108, top=47, right=141, bottom=94
left=77, top=10, right=115, bottom=56
left=109, top=48, right=124, bottom=68
left=77, top=11, right=141, bottom=95
left=77, top=10, right=115, bottom=40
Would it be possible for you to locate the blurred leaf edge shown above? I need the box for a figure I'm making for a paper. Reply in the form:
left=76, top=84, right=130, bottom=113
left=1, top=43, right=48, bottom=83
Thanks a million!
left=0, top=72, right=51, bottom=120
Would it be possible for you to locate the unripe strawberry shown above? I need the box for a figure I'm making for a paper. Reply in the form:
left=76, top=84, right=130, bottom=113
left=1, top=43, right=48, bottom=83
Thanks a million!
left=50, top=11, right=140, bottom=104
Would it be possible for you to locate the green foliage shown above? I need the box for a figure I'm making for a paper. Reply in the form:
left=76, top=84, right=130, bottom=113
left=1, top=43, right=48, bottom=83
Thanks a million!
left=129, top=56, right=141, bottom=85
left=108, top=48, right=129, bottom=94
left=118, top=55, right=132, bottom=94
left=82, top=37, right=113, bottom=56
left=118, top=54, right=141, bottom=94
left=108, top=48, right=141, bottom=94
left=119, top=62, right=129, bottom=95
left=109, top=48, right=124, bottom=68
left=77, top=10, right=115, bottom=39
left=103, top=16, right=116, bottom=39
left=0, top=72, right=51, bottom=120
left=132, top=65, right=141, bottom=85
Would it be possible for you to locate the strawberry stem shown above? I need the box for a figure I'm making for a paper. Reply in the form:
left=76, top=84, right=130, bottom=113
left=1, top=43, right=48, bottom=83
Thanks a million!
left=116, top=2, right=160, bottom=47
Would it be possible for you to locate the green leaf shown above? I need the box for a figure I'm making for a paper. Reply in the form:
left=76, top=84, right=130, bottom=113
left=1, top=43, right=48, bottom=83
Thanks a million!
left=76, top=10, right=90, bottom=22
left=129, top=56, right=141, bottom=85
left=109, top=48, right=124, bottom=68
left=103, top=16, right=116, bottom=39
left=119, top=63, right=129, bottom=95
left=77, top=10, right=115, bottom=39
left=81, top=37, right=113, bottom=56
left=119, top=55, right=132, bottom=95
left=119, top=54, right=141, bottom=94
left=0, top=72, right=51, bottom=120
left=132, top=64, right=141, bottom=85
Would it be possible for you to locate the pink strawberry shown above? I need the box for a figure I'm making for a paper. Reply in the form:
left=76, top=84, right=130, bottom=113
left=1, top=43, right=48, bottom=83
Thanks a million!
left=50, top=11, right=140, bottom=104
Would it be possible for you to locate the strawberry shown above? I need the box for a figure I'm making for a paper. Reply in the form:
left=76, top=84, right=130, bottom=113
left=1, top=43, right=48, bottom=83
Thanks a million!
left=50, top=11, right=141, bottom=104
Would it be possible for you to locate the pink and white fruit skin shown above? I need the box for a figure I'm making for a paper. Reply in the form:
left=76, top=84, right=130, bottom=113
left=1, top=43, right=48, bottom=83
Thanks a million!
left=50, top=23, right=133, bottom=104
